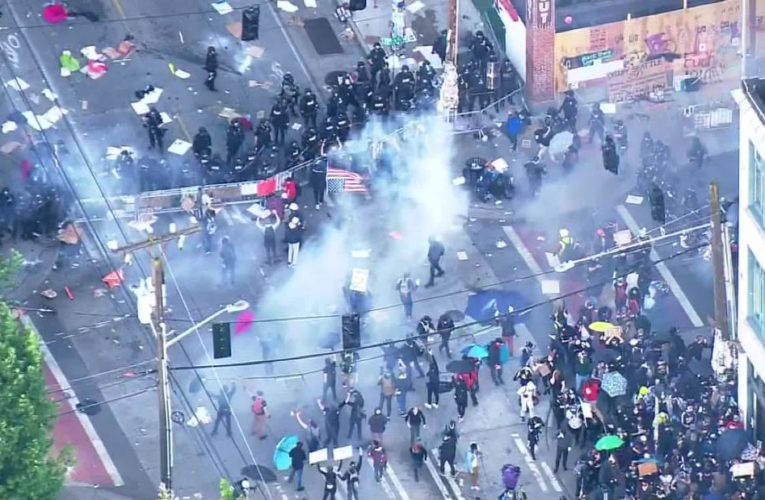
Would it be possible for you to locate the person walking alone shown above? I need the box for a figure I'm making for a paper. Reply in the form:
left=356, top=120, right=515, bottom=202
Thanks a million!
left=286, top=217, right=302, bottom=268
left=219, top=236, right=236, bottom=287
left=211, top=383, right=236, bottom=437
left=437, top=312, right=454, bottom=358
left=144, top=107, right=165, bottom=151
left=405, top=405, right=426, bottom=446
left=454, top=375, right=468, bottom=422
left=465, top=442, right=482, bottom=491
left=250, top=391, right=268, bottom=439
left=369, top=440, right=387, bottom=482
left=377, top=370, right=396, bottom=417
left=438, top=431, right=457, bottom=476
left=310, top=158, right=327, bottom=210
left=256, top=211, right=280, bottom=265
left=396, top=272, right=417, bottom=321
left=368, top=407, right=388, bottom=444
left=204, top=46, right=218, bottom=91
left=425, top=236, right=445, bottom=287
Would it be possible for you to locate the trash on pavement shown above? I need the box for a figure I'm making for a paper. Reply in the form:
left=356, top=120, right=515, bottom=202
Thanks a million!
left=130, top=102, right=151, bottom=115
left=41, top=89, right=57, bottom=102
left=246, top=46, right=265, bottom=58
left=5, top=78, right=30, bottom=91
left=80, top=46, right=102, bottom=61
left=84, top=60, right=108, bottom=79
left=106, top=146, right=134, bottom=160
left=541, top=279, right=560, bottom=295
left=452, top=176, right=466, bottom=186
left=1, top=121, right=17, bottom=134
left=456, top=251, right=468, bottom=261
left=173, top=68, right=191, bottom=79
left=43, top=4, right=68, bottom=24
left=305, top=0, right=317, bottom=7
left=211, top=1, right=234, bottom=14
left=277, top=0, right=299, bottom=12
left=102, top=270, right=124, bottom=289
left=496, top=240, right=507, bottom=249
left=168, top=139, right=192, bottom=156
left=41, top=289, right=58, bottom=299
left=625, top=195, right=644, bottom=205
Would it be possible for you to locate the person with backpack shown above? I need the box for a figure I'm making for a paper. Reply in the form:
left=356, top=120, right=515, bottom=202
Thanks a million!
left=250, top=391, right=269, bottom=439
left=378, top=370, right=396, bottom=417
left=368, top=407, right=388, bottom=444
left=256, top=211, right=280, bottom=265
left=316, top=461, right=342, bottom=500
left=339, top=448, right=363, bottom=500
left=369, top=440, right=388, bottom=482
left=500, top=464, right=521, bottom=499
left=288, top=441, right=306, bottom=492
left=340, top=389, right=366, bottom=441
left=396, top=272, right=417, bottom=321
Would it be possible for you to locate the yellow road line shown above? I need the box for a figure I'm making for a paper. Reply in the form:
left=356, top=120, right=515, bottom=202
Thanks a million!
left=112, top=0, right=126, bottom=19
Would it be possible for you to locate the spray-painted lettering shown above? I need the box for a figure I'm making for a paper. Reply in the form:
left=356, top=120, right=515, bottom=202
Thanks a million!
left=2, top=34, right=21, bottom=67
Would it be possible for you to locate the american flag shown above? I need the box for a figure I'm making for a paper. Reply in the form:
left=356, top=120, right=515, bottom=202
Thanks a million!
left=327, top=168, right=367, bottom=194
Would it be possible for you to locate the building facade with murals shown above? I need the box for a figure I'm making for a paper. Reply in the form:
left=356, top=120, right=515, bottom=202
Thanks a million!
left=489, top=0, right=764, bottom=103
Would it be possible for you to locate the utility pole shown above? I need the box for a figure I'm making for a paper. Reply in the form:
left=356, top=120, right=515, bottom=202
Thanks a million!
left=709, top=182, right=730, bottom=340
left=112, top=224, right=199, bottom=494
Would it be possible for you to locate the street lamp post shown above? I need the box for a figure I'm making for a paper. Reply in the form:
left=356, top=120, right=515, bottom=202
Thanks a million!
left=157, top=298, right=250, bottom=493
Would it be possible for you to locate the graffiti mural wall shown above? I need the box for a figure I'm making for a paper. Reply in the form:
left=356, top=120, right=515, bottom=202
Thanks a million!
left=553, top=0, right=762, bottom=101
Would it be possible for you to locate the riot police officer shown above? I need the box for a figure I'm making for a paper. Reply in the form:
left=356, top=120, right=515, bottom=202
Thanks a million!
left=300, top=89, right=319, bottom=129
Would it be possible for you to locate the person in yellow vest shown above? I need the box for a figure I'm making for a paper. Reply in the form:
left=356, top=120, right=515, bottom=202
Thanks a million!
left=558, top=228, right=574, bottom=262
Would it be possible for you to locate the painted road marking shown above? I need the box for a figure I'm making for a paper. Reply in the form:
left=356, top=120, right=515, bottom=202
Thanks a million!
left=423, top=450, right=453, bottom=499
left=511, top=434, right=548, bottom=492
left=540, top=461, right=564, bottom=492
left=220, top=207, right=235, bottom=226
left=503, top=226, right=544, bottom=277
left=431, top=449, right=465, bottom=500
left=27, top=316, right=124, bottom=487
left=366, top=457, right=397, bottom=499
left=616, top=205, right=704, bottom=327
left=384, top=459, right=412, bottom=500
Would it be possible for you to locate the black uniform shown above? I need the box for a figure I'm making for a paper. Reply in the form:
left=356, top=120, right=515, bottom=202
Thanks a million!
left=270, top=103, right=288, bottom=145
left=204, top=47, right=218, bottom=91
left=300, top=91, right=319, bottom=128
left=144, top=108, right=164, bottom=150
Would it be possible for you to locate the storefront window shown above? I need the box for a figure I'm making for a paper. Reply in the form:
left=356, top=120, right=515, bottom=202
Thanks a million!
left=750, top=141, right=765, bottom=229
left=749, top=250, right=765, bottom=343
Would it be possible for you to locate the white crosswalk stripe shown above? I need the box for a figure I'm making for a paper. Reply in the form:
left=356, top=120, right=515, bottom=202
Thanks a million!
left=423, top=450, right=455, bottom=499
left=511, top=434, right=549, bottom=492
left=366, top=457, right=398, bottom=499
left=431, top=449, right=465, bottom=500
left=384, top=460, right=411, bottom=500
left=540, top=461, right=564, bottom=492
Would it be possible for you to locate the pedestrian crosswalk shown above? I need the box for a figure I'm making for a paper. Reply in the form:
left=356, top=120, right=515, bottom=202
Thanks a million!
left=510, top=433, right=563, bottom=494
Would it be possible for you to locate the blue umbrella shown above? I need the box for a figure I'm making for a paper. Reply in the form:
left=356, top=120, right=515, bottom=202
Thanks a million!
left=273, top=435, right=299, bottom=471
left=499, top=343, right=510, bottom=364
left=461, top=344, right=489, bottom=359
left=464, top=290, right=530, bottom=324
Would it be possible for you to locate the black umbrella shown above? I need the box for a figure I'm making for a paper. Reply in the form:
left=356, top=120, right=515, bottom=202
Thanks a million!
left=241, top=464, right=278, bottom=483
left=716, top=429, right=748, bottom=461
left=688, top=358, right=714, bottom=379
left=446, top=359, right=474, bottom=374
left=444, top=309, right=465, bottom=323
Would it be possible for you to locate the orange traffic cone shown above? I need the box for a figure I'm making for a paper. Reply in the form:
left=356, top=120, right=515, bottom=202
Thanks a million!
left=102, top=269, right=124, bottom=289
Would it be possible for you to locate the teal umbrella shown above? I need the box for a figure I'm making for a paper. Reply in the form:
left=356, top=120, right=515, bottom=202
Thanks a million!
left=273, top=435, right=299, bottom=471
left=461, top=344, right=489, bottom=359
left=595, top=435, right=625, bottom=452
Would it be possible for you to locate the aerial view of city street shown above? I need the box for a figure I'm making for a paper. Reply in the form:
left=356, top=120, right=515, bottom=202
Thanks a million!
left=0, top=0, right=762, bottom=498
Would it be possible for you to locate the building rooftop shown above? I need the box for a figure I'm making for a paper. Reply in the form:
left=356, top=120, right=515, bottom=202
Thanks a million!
left=743, top=78, right=765, bottom=125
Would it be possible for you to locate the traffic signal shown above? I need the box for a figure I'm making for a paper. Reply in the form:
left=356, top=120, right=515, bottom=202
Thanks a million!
left=212, top=323, right=232, bottom=359
left=341, top=314, right=361, bottom=350
left=650, top=186, right=666, bottom=224
left=241, top=6, right=260, bottom=41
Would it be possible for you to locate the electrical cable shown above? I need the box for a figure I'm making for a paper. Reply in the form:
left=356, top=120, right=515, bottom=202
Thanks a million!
left=37, top=211, right=711, bottom=343
left=170, top=242, right=708, bottom=372
left=0, top=11, right=238, bottom=486
left=56, top=384, right=157, bottom=417
left=1, top=5, right=405, bottom=46
left=158, top=247, right=275, bottom=500
left=50, top=371, right=155, bottom=403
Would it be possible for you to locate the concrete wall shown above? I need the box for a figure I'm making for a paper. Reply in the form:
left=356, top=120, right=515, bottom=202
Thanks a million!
left=553, top=0, right=760, bottom=99
left=733, top=87, right=765, bottom=431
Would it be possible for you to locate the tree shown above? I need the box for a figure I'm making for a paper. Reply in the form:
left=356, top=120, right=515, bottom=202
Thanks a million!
left=0, top=251, right=68, bottom=498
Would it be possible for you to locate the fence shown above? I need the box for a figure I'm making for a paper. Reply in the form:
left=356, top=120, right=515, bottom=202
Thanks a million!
left=75, top=88, right=525, bottom=221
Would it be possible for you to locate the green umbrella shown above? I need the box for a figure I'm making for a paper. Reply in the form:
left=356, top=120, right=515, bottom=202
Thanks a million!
left=595, top=435, right=624, bottom=452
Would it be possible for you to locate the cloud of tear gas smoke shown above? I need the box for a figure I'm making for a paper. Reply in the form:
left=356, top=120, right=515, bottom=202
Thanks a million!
left=252, top=113, right=468, bottom=361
